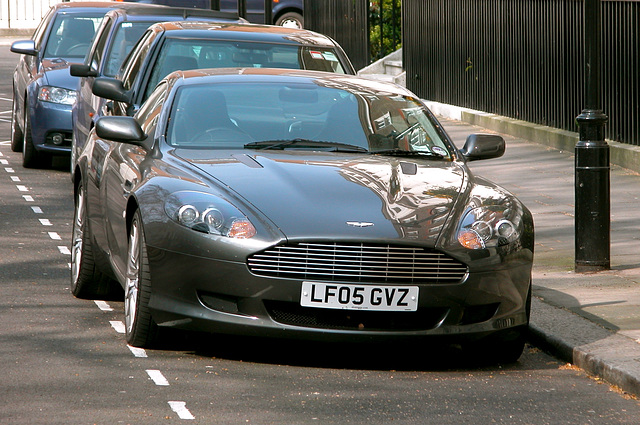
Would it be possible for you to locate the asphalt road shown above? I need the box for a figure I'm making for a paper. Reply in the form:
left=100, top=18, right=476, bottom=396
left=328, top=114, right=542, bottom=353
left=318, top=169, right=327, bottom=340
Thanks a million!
left=1, top=43, right=640, bottom=425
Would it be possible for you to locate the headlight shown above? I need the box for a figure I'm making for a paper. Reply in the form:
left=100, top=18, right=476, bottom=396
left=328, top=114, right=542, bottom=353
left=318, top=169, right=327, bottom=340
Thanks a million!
left=38, top=86, right=77, bottom=105
left=165, top=191, right=256, bottom=239
left=457, top=204, right=521, bottom=250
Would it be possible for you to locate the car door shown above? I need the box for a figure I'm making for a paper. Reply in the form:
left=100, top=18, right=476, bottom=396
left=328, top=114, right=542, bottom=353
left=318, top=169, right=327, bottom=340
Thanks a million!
left=101, top=82, right=167, bottom=281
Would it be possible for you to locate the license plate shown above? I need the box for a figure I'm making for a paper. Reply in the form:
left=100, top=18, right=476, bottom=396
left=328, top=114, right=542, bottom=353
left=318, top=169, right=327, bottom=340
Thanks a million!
left=300, top=282, right=419, bottom=312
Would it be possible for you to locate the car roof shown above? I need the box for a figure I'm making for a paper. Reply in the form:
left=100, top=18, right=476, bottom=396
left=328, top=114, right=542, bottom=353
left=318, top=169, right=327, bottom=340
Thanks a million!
left=50, top=1, right=155, bottom=14
left=151, top=21, right=339, bottom=47
left=50, top=2, right=241, bottom=22
left=165, top=68, right=413, bottom=97
left=104, top=4, right=241, bottom=22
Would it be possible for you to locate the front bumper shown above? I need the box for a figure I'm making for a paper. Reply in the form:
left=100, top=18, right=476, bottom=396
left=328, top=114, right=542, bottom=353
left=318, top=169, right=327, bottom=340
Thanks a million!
left=144, top=245, right=532, bottom=343
left=30, top=100, right=73, bottom=154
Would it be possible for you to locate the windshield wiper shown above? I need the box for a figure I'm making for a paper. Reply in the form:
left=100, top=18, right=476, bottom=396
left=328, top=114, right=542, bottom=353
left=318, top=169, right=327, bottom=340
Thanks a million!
left=371, top=148, right=445, bottom=159
left=244, top=139, right=368, bottom=153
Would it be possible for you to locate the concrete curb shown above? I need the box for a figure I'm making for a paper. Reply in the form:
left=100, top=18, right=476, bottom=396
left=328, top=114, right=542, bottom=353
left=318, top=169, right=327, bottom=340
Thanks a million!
left=0, top=28, right=33, bottom=37
left=425, top=101, right=640, bottom=174
left=529, top=298, right=640, bottom=397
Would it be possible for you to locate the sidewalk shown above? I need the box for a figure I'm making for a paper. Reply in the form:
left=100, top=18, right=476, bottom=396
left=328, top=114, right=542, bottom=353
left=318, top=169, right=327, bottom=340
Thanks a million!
left=438, top=113, right=640, bottom=397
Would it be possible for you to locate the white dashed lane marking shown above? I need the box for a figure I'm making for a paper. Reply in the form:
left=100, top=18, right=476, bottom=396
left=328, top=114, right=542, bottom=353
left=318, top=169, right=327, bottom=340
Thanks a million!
left=146, top=369, right=170, bottom=386
left=168, top=401, right=195, bottom=420
left=110, top=321, right=126, bottom=334
left=2, top=147, right=195, bottom=421
left=94, top=300, right=113, bottom=312
left=128, top=345, right=148, bottom=358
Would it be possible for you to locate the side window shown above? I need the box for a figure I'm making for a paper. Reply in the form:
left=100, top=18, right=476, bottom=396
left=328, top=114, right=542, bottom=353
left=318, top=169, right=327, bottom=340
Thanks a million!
left=103, top=22, right=151, bottom=77
left=88, top=17, right=113, bottom=70
left=120, top=30, right=155, bottom=91
left=135, top=82, right=167, bottom=135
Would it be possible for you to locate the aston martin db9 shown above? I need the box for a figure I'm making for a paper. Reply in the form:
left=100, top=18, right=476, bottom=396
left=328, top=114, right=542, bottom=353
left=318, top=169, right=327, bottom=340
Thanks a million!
left=71, top=68, right=534, bottom=363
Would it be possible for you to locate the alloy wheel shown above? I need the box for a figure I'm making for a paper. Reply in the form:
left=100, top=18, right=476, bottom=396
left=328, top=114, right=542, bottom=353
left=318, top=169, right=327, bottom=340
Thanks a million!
left=124, top=217, right=140, bottom=335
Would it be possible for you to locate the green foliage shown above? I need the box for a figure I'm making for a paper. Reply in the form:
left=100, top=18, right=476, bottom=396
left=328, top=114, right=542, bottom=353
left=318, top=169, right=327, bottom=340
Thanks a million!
left=370, top=0, right=402, bottom=61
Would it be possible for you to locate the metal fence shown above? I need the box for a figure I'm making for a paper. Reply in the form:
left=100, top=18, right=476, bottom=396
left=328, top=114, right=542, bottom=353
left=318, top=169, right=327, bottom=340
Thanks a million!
left=304, top=0, right=370, bottom=70
left=0, top=0, right=58, bottom=29
left=403, top=0, right=640, bottom=146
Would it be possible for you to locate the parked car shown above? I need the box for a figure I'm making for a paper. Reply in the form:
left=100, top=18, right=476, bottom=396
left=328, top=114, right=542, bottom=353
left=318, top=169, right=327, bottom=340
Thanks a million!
left=9, top=1, right=236, bottom=169
left=117, top=0, right=304, bottom=27
left=10, top=2, right=125, bottom=168
left=69, top=6, right=242, bottom=178
left=71, top=68, right=534, bottom=363
left=71, top=21, right=355, bottom=176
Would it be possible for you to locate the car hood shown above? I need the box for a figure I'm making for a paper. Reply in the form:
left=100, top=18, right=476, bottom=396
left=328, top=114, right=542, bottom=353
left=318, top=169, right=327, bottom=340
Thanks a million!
left=40, top=58, right=79, bottom=91
left=173, top=150, right=467, bottom=244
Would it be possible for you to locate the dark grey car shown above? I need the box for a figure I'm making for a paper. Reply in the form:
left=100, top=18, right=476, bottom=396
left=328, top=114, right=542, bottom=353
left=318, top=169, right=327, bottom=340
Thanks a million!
left=72, top=68, right=534, bottom=363
left=69, top=5, right=242, bottom=178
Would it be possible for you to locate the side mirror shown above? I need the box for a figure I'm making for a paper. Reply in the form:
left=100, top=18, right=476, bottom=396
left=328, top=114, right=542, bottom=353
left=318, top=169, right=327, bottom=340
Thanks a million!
left=70, top=64, right=98, bottom=78
left=460, top=134, right=506, bottom=161
left=92, top=77, right=131, bottom=104
left=10, top=40, right=37, bottom=56
left=95, top=116, right=146, bottom=145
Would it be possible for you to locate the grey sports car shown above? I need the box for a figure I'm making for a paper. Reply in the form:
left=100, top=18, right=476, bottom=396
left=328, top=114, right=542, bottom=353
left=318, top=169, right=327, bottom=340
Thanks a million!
left=71, top=68, right=534, bottom=362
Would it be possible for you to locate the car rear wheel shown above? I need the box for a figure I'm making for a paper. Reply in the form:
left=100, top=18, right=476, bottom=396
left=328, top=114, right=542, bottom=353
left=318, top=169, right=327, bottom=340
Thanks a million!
left=10, top=96, right=23, bottom=152
left=71, top=183, right=119, bottom=299
left=22, top=112, right=49, bottom=168
left=124, top=209, right=159, bottom=348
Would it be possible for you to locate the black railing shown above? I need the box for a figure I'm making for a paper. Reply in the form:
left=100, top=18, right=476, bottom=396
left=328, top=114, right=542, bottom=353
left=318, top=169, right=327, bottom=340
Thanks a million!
left=304, top=0, right=401, bottom=69
left=369, top=0, right=402, bottom=61
left=403, top=0, right=639, bottom=146
left=304, top=0, right=370, bottom=70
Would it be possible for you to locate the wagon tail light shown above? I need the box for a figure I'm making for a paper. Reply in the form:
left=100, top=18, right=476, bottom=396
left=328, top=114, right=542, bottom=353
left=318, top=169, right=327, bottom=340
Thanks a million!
left=165, top=191, right=256, bottom=239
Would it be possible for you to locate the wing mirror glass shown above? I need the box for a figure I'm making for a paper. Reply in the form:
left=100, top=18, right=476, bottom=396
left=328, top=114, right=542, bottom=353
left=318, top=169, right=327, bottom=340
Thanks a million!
left=92, top=77, right=131, bottom=104
left=460, top=134, right=506, bottom=161
left=95, top=116, right=146, bottom=145
left=70, top=64, right=98, bottom=78
left=10, top=40, right=37, bottom=56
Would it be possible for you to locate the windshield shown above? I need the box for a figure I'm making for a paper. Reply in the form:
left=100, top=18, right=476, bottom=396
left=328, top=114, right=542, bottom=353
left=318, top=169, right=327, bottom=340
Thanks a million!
left=144, top=39, right=346, bottom=99
left=44, top=14, right=102, bottom=59
left=165, top=81, right=453, bottom=159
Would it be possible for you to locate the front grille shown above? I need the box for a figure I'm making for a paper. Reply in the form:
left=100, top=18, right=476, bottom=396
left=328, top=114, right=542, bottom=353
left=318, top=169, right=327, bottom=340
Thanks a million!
left=265, top=300, right=449, bottom=331
left=247, top=242, right=467, bottom=284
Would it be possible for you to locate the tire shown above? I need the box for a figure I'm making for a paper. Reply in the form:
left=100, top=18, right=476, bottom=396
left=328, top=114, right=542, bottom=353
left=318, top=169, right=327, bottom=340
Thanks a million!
left=71, top=183, right=119, bottom=299
left=22, top=112, right=48, bottom=168
left=275, top=11, right=303, bottom=28
left=10, top=96, right=23, bottom=152
left=124, top=210, right=159, bottom=348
